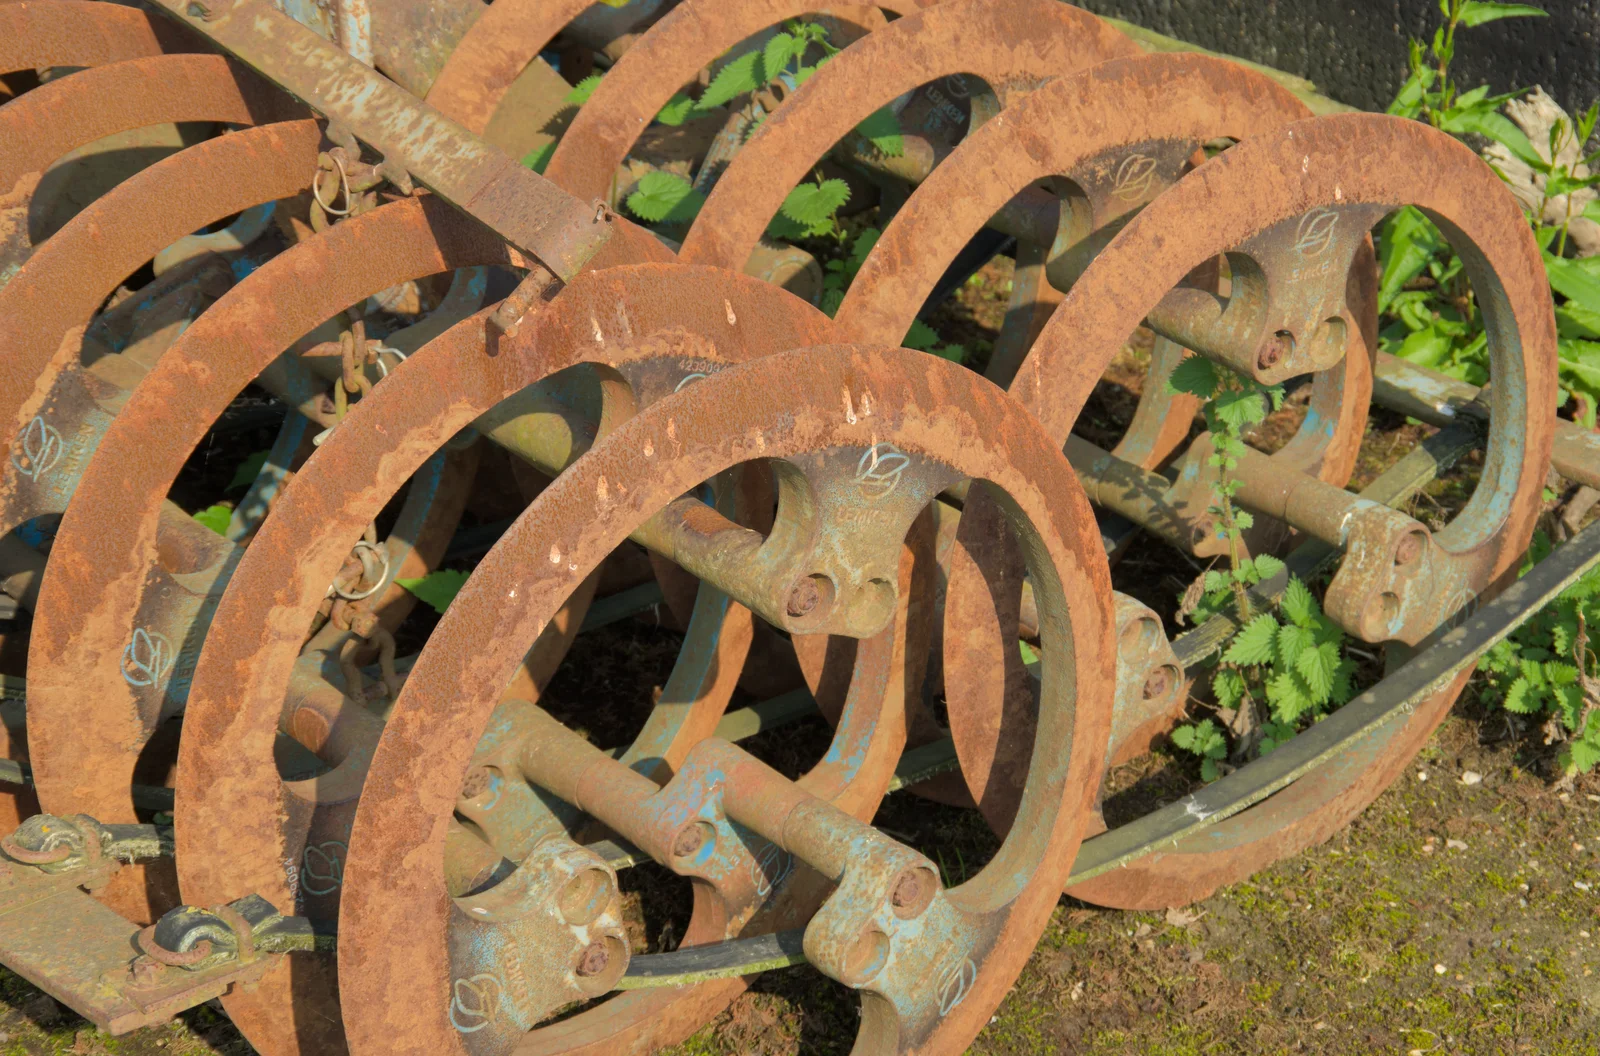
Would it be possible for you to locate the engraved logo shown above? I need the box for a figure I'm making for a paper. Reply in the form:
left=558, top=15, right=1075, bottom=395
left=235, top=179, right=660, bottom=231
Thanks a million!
left=1110, top=153, right=1158, bottom=202
left=301, top=840, right=348, bottom=896
left=1293, top=207, right=1340, bottom=257
left=10, top=416, right=63, bottom=483
left=937, top=957, right=978, bottom=1015
left=449, top=973, right=505, bottom=1034
left=121, top=628, right=175, bottom=688
left=854, top=443, right=909, bottom=502
left=750, top=841, right=794, bottom=899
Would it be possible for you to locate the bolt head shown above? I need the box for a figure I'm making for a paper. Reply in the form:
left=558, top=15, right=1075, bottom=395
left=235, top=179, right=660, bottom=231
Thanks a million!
left=671, top=824, right=706, bottom=859
left=575, top=941, right=610, bottom=977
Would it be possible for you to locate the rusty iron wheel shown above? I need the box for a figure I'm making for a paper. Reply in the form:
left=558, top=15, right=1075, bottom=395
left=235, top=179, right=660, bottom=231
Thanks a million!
left=175, top=262, right=830, bottom=1054
left=334, top=342, right=1113, bottom=1056
left=954, top=113, right=1554, bottom=907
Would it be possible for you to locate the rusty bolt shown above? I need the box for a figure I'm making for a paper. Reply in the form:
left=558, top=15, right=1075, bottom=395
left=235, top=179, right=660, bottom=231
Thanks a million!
left=1142, top=667, right=1172, bottom=702
left=1257, top=332, right=1291, bottom=372
left=785, top=577, right=821, bottom=618
left=575, top=941, right=611, bottom=978
left=671, top=824, right=706, bottom=859
left=890, top=871, right=923, bottom=910
left=1395, top=532, right=1424, bottom=567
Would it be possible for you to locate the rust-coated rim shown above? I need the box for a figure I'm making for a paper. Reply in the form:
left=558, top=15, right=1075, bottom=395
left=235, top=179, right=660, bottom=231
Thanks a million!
left=0, top=54, right=296, bottom=197
left=970, top=113, right=1553, bottom=907
left=680, top=0, right=1137, bottom=271
left=542, top=0, right=902, bottom=203
left=812, top=53, right=1369, bottom=834
left=0, top=119, right=323, bottom=510
left=178, top=264, right=838, bottom=1056
left=337, top=343, right=1114, bottom=1056
left=678, top=0, right=1136, bottom=804
left=0, top=1, right=193, bottom=77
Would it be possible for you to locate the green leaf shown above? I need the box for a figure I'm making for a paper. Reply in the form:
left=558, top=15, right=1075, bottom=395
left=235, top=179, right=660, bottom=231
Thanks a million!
left=655, top=91, right=698, bottom=127
left=1296, top=641, right=1341, bottom=702
left=762, top=32, right=798, bottom=85
left=625, top=171, right=706, bottom=227
left=698, top=51, right=763, bottom=111
left=192, top=504, right=231, bottom=536
left=1166, top=355, right=1219, bottom=399
left=1585, top=199, right=1600, bottom=227
left=567, top=74, right=603, bottom=105
left=1019, top=640, right=1039, bottom=664
left=1276, top=622, right=1314, bottom=669
left=932, top=344, right=967, bottom=364
left=1210, top=386, right=1269, bottom=431
left=1386, top=66, right=1435, bottom=118
left=1266, top=670, right=1313, bottom=723
left=1442, top=107, right=1542, bottom=168
left=854, top=106, right=905, bottom=157
left=779, top=178, right=851, bottom=228
left=1457, top=2, right=1547, bottom=27
left=522, top=140, right=556, bottom=174
left=1224, top=613, right=1279, bottom=666
left=1503, top=675, right=1537, bottom=713
left=1544, top=252, right=1600, bottom=311
left=397, top=568, right=470, bottom=616
left=1213, top=668, right=1247, bottom=710
left=1280, top=577, right=1316, bottom=628
left=1378, top=207, right=1446, bottom=312
left=1563, top=734, right=1600, bottom=774
left=1200, top=758, right=1221, bottom=782
left=1253, top=553, right=1287, bottom=584
left=226, top=450, right=270, bottom=493
left=1557, top=302, right=1600, bottom=339
left=903, top=319, right=941, bottom=352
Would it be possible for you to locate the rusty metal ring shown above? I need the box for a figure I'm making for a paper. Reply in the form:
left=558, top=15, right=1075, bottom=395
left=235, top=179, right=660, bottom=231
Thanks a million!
left=990, top=113, right=1554, bottom=907
left=0, top=834, right=71, bottom=865
left=135, top=924, right=213, bottom=967
left=336, top=342, right=1114, bottom=1056
left=0, top=2, right=194, bottom=78
left=179, top=262, right=832, bottom=1056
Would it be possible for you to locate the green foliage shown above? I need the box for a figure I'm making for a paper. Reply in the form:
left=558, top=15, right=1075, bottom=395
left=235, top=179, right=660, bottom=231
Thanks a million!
left=768, top=177, right=852, bottom=240
left=396, top=568, right=470, bottom=616
left=1478, top=532, right=1600, bottom=774
left=1166, top=358, right=1357, bottom=779
left=1170, top=718, right=1228, bottom=782
left=567, top=74, right=604, bottom=106
left=821, top=226, right=879, bottom=315
left=225, top=450, right=270, bottom=493
left=854, top=106, right=905, bottom=157
left=902, top=318, right=967, bottom=364
left=192, top=504, right=231, bottom=535
left=625, top=171, right=706, bottom=228
left=522, top=140, right=556, bottom=174
left=1379, top=0, right=1600, bottom=425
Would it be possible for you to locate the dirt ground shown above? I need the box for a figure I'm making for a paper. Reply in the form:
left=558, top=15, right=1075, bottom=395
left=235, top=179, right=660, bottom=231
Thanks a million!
left=1, top=260, right=1595, bottom=1055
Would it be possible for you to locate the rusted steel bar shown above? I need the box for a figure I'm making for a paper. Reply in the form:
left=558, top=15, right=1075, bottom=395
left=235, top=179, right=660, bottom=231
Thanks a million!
left=143, top=0, right=613, bottom=282
left=0, top=1, right=196, bottom=75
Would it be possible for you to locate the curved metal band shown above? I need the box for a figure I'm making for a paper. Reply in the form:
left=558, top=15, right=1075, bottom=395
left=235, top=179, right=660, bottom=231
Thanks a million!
left=0, top=1, right=192, bottom=76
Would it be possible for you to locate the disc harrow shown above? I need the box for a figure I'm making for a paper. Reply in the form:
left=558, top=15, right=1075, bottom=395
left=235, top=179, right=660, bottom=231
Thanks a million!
left=0, top=1, right=1595, bottom=1054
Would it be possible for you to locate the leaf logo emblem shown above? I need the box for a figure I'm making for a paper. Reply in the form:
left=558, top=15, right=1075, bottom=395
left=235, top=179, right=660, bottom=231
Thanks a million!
left=1111, top=154, right=1158, bottom=202
left=121, top=628, right=174, bottom=688
left=300, top=840, right=347, bottom=895
left=937, top=957, right=978, bottom=1015
left=10, top=417, right=63, bottom=482
left=750, top=841, right=794, bottom=899
left=1293, top=207, right=1340, bottom=257
left=449, top=973, right=505, bottom=1033
left=854, top=443, right=909, bottom=502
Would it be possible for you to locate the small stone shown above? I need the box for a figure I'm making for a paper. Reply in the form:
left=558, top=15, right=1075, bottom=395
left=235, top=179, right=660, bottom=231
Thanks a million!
left=1576, top=881, right=1592, bottom=892
left=1461, top=770, right=1482, bottom=785
left=1417, top=770, right=1429, bottom=781
left=1578, top=843, right=1588, bottom=852
left=1421, top=843, right=1435, bottom=855
left=1069, top=980, right=1084, bottom=1002
left=1583, top=931, right=1592, bottom=938
left=1434, top=963, right=1447, bottom=974
left=1447, top=839, right=1468, bottom=851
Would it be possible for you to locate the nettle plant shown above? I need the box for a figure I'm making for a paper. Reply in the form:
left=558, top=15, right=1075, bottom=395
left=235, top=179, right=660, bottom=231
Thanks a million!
left=1478, top=535, right=1600, bottom=775
left=1164, top=357, right=1358, bottom=779
left=599, top=20, right=901, bottom=243
left=1380, top=0, right=1600, bottom=425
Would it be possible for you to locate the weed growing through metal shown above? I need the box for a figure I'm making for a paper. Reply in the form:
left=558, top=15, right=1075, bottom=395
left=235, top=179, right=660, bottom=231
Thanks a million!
left=1380, top=0, right=1600, bottom=425
left=1477, top=532, right=1600, bottom=776
left=1165, top=357, right=1357, bottom=776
